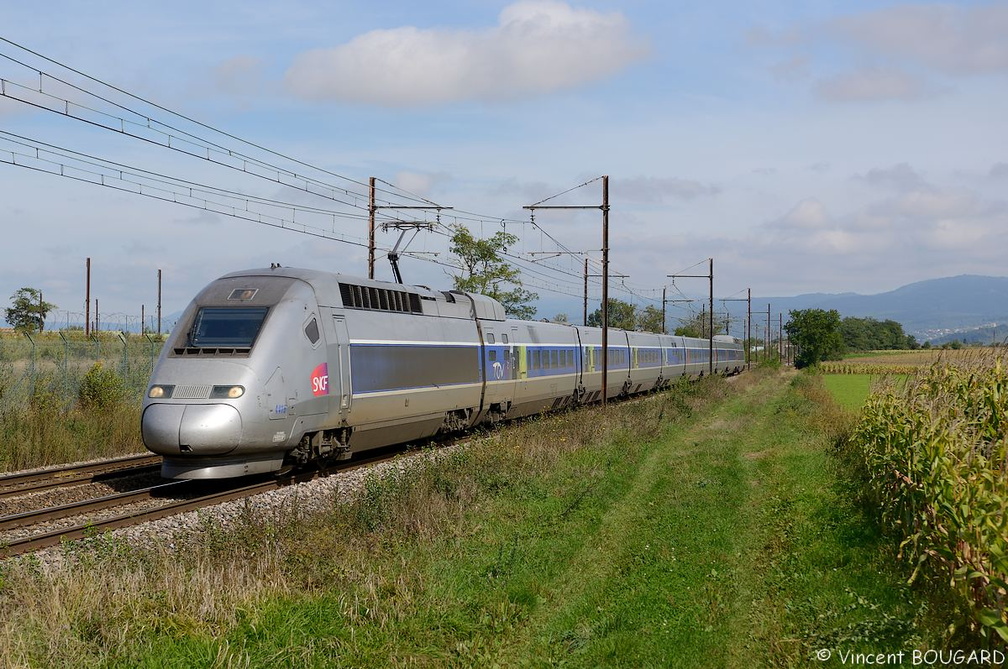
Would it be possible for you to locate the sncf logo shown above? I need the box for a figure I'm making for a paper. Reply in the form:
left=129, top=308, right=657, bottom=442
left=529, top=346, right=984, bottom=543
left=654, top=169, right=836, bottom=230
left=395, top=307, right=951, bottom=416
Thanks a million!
left=311, top=362, right=329, bottom=397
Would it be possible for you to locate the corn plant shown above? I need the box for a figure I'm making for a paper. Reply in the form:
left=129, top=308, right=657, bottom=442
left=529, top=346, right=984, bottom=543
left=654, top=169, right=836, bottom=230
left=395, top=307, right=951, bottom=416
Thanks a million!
left=846, top=351, right=1008, bottom=645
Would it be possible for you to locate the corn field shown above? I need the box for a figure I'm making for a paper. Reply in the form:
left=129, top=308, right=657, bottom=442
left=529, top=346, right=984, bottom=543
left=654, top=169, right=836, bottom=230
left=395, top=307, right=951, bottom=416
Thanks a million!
left=845, top=349, right=1008, bottom=645
left=819, top=362, right=920, bottom=376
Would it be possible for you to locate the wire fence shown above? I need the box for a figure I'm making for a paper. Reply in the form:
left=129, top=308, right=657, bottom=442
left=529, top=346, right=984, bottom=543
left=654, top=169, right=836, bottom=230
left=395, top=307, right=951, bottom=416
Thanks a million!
left=0, top=329, right=165, bottom=410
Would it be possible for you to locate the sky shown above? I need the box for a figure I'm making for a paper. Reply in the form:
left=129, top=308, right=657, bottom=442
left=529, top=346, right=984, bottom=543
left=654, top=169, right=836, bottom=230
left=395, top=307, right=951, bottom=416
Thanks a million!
left=1, top=0, right=1006, bottom=332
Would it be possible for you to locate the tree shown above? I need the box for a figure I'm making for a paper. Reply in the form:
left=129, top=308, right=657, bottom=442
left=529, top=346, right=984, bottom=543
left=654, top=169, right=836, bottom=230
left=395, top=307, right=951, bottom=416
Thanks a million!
left=586, top=298, right=638, bottom=330
left=674, top=310, right=729, bottom=338
left=839, top=316, right=918, bottom=351
left=636, top=305, right=665, bottom=333
left=784, top=308, right=844, bottom=368
left=5, top=287, right=57, bottom=333
left=448, top=225, right=538, bottom=320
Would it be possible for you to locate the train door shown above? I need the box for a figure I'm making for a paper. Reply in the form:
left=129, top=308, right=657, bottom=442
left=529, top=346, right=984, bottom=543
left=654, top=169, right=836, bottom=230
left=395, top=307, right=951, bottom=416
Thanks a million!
left=327, top=314, right=352, bottom=419
left=480, top=324, right=516, bottom=413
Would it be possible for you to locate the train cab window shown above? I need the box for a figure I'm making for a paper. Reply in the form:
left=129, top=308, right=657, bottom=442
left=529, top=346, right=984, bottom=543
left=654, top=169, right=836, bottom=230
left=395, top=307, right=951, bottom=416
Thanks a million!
left=189, top=307, right=268, bottom=348
left=304, top=317, right=320, bottom=345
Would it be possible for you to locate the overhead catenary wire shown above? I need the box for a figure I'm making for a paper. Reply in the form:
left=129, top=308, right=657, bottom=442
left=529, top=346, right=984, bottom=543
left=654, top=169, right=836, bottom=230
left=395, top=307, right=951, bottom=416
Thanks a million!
left=0, top=39, right=714, bottom=316
left=0, top=37, right=431, bottom=211
left=0, top=37, right=635, bottom=294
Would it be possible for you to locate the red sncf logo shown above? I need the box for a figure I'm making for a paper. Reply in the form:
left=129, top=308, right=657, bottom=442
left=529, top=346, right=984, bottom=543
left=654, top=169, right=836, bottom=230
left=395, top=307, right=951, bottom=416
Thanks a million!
left=310, top=363, right=329, bottom=397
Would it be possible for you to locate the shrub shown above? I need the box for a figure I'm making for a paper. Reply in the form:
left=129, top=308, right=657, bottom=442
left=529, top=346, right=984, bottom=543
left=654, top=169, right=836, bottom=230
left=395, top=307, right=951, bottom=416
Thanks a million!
left=77, top=362, right=127, bottom=410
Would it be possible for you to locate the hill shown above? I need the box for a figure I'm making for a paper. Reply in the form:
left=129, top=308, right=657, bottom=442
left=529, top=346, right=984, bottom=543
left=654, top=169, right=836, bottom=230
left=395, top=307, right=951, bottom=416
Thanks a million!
left=757, top=275, right=1008, bottom=342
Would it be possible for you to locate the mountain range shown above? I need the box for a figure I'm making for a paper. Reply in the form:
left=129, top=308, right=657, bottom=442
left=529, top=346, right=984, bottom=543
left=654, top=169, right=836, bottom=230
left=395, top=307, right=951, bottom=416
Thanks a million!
left=756, top=275, right=1008, bottom=342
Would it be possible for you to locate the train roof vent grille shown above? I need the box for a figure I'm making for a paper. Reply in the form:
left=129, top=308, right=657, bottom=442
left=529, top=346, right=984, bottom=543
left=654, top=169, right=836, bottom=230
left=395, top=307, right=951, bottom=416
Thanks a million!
left=338, top=282, right=423, bottom=314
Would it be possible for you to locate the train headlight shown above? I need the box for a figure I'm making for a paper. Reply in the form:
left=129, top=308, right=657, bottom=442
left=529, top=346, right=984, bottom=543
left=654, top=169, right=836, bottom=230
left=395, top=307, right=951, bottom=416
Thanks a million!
left=148, top=385, right=174, bottom=399
left=211, top=385, right=245, bottom=399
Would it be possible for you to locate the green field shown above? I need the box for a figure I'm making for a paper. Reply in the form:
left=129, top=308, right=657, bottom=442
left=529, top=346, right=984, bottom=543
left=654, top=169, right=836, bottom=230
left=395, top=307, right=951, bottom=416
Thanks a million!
left=821, top=373, right=875, bottom=411
left=1, top=369, right=950, bottom=667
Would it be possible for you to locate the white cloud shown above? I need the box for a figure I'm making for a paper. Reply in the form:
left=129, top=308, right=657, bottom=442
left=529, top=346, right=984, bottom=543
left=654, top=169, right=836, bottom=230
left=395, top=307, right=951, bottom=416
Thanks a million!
left=211, top=55, right=267, bottom=97
left=829, top=4, right=1008, bottom=77
left=283, top=1, right=649, bottom=106
left=769, top=55, right=810, bottom=83
left=767, top=198, right=830, bottom=230
left=616, top=176, right=720, bottom=203
left=761, top=4, right=1008, bottom=103
left=815, top=66, right=937, bottom=102
left=391, top=171, right=453, bottom=198
left=855, top=163, right=931, bottom=192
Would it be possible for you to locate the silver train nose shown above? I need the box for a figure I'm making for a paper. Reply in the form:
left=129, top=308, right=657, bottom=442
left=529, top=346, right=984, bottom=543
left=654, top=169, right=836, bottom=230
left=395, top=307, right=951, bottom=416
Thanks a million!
left=142, top=403, right=243, bottom=455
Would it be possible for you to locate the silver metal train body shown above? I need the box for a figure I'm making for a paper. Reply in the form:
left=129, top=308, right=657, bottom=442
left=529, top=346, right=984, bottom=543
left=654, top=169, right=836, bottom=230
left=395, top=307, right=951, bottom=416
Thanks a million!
left=142, top=267, right=745, bottom=479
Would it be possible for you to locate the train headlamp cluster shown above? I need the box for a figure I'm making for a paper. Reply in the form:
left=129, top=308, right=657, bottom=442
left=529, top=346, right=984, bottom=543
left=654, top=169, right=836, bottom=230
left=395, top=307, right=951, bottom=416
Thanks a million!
left=146, top=385, right=245, bottom=399
left=211, top=385, right=245, bottom=399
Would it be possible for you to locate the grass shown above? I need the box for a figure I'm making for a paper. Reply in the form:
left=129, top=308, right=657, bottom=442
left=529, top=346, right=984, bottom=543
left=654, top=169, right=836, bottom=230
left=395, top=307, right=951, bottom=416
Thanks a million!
left=0, top=329, right=157, bottom=471
left=821, top=373, right=875, bottom=411
left=0, top=370, right=951, bottom=667
left=0, top=363, right=145, bottom=472
left=820, top=373, right=911, bottom=413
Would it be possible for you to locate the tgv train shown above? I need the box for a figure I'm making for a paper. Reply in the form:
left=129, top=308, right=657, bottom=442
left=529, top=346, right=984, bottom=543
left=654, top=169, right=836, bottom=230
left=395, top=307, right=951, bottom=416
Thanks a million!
left=142, top=267, right=744, bottom=479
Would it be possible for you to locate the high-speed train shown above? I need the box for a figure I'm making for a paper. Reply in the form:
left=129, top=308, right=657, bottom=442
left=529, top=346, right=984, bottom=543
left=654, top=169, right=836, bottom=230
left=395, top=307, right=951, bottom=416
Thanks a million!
left=142, top=267, right=744, bottom=479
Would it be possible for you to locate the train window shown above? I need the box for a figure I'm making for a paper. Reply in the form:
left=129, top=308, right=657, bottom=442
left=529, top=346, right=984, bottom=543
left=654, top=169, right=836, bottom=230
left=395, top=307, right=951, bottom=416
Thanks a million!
left=502, top=334, right=508, bottom=344
left=533, top=350, right=541, bottom=370
left=488, top=350, right=497, bottom=362
left=227, top=288, right=258, bottom=301
left=189, top=307, right=268, bottom=348
left=551, top=350, right=558, bottom=368
left=304, top=318, right=320, bottom=345
left=488, top=333, right=496, bottom=344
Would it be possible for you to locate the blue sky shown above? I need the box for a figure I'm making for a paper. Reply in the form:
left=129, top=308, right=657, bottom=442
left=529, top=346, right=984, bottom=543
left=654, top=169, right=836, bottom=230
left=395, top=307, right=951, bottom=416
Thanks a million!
left=1, top=1, right=1006, bottom=331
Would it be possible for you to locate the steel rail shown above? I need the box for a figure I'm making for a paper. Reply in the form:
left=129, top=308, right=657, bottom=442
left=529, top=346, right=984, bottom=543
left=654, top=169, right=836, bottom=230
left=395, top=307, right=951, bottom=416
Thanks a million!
left=0, top=454, right=162, bottom=498
left=0, top=479, right=192, bottom=531
left=0, top=471, right=321, bottom=558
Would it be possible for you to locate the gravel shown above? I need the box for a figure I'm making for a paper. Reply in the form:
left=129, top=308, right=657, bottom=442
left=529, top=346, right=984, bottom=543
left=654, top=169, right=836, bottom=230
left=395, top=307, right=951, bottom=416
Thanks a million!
left=19, top=445, right=457, bottom=570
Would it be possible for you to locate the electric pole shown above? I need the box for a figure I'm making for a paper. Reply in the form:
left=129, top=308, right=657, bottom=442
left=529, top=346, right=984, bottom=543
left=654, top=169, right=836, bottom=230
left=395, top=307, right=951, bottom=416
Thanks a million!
left=668, top=257, right=714, bottom=375
left=525, top=176, right=610, bottom=403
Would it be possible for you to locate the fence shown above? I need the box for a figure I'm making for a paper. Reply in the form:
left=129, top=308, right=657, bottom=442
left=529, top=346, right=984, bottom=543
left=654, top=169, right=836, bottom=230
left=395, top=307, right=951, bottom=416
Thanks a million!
left=0, top=329, right=166, bottom=410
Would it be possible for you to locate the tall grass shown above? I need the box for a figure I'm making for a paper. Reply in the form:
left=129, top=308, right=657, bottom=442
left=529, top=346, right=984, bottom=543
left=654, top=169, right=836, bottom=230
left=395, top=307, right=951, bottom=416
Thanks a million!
left=0, top=330, right=159, bottom=470
left=0, top=361, right=144, bottom=471
left=0, top=368, right=954, bottom=666
left=843, top=349, right=1008, bottom=646
left=0, top=375, right=731, bottom=667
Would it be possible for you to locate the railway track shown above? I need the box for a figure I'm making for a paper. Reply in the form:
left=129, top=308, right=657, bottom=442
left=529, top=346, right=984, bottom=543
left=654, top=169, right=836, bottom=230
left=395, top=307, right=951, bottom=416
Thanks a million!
left=0, top=472, right=324, bottom=558
left=0, top=449, right=404, bottom=559
left=0, top=454, right=162, bottom=499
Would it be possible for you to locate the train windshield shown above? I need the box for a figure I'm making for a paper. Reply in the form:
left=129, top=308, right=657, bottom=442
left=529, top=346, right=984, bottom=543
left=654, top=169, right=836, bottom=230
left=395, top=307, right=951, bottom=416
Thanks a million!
left=189, top=307, right=269, bottom=348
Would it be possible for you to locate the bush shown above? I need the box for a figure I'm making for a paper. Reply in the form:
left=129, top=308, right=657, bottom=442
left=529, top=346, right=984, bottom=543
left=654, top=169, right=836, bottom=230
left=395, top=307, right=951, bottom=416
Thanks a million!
left=77, top=362, right=127, bottom=410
